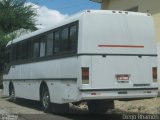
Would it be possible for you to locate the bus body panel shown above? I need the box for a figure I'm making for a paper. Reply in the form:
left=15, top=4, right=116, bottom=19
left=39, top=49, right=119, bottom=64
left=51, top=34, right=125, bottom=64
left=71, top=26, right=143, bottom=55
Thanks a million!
left=79, top=11, right=158, bottom=99
left=80, top=89, right=158, bottom=100
left=79, top=56, right=158, bottom=100
left=3, top=57, right=80, bottom=103
left=81, top=12, right=157, bottom=55
left=91, top=56, right=157, bottom=89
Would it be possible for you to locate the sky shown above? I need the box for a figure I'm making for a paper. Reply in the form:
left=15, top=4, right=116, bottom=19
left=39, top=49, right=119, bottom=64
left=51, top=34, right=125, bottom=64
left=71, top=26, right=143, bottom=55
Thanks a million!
left=25, top=0, right=101, bottom=28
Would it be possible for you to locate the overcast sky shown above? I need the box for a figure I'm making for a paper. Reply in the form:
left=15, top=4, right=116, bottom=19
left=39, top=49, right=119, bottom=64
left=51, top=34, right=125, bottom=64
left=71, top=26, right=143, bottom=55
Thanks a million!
left=26, top=0, right=100, bottom=29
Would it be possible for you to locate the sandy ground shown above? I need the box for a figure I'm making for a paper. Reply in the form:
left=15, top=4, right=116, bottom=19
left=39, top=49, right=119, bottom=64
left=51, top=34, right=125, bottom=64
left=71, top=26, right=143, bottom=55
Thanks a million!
left=114, top=98, right=160, bottom=114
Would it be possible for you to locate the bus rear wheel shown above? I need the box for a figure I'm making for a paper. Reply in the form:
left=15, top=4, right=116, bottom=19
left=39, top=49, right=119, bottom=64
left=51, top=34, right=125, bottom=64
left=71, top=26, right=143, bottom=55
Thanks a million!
left=87, top=100, right=113, bottom=114
left=9, top=83, right=16, bottom=102
left=41, top=85, right=52, bottom=113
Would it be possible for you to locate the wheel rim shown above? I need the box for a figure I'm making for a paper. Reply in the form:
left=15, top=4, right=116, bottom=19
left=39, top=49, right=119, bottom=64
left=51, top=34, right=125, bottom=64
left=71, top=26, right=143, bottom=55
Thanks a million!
left=42, top=90, right=49, bottom=109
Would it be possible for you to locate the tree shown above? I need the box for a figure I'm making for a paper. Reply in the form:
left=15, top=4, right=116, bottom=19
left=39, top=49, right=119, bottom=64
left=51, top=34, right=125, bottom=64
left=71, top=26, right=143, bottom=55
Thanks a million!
left=0, top=0, right=38, bottom=84
left=0, top=31, right=16, bottom=72
left=0, top=0, right=37, bottom=33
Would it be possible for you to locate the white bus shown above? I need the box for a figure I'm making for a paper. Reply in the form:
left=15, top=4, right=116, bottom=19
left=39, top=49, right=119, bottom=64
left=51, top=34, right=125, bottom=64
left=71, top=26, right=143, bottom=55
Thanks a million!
left=3, top=10, right=159, bottom=113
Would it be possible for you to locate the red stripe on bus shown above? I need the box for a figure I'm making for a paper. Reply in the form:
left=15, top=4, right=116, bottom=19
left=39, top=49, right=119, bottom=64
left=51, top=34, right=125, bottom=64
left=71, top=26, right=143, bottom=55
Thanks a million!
left=98, top=45, right=144, bottom=48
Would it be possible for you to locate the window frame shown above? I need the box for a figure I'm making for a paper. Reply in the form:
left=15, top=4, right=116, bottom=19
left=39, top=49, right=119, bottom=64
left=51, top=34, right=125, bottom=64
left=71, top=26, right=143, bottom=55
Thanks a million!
left=9, top=21, right=78, bottom=65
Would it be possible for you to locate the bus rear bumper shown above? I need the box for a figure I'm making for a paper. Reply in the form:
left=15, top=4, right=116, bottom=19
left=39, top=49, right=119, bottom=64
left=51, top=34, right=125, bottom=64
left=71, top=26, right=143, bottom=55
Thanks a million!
left=79, top=88, right=158, bottom=100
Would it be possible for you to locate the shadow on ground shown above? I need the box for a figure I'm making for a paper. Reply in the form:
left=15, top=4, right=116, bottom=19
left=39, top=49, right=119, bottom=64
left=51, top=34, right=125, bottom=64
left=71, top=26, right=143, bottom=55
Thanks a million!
left=4, top=98, right=123, bottom=120
left=3, top=98, right=159, bottom=120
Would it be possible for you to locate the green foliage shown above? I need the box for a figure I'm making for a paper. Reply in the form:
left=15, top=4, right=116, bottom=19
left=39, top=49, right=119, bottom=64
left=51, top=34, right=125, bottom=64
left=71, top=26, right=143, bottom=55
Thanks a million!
left=0, top=0, right=38, bottom=75
left=0, top=30, right=16, bottom=72
left=0, top=72, right=2, bottom=88
left=0, top=0, right=37, bottom=34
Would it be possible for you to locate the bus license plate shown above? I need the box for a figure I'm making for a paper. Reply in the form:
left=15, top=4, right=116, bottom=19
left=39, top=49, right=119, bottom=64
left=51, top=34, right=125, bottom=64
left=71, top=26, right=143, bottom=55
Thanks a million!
left=116, top=74, right=130, bottom=80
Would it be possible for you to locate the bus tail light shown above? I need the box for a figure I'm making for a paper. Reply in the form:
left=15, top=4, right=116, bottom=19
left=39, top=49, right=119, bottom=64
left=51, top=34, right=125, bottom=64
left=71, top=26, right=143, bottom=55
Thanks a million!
left=82, top=67, right=89, bottom=84
left=152, top=67, right=157, bottom=82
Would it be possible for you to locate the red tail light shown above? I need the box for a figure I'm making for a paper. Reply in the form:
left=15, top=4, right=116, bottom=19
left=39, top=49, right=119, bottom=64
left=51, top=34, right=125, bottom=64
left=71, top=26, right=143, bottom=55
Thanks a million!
left=152, top=67, right=157, bottom=82
left=82, top=67, right=89, bottom=84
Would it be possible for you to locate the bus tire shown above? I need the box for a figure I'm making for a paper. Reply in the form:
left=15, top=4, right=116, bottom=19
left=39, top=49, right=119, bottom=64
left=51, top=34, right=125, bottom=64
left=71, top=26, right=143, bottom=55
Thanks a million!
left=9, top=82, right=16, bottom=102
left=87, top=100, right=109, bottom=114
left=41, top=84, right=52, bottom=113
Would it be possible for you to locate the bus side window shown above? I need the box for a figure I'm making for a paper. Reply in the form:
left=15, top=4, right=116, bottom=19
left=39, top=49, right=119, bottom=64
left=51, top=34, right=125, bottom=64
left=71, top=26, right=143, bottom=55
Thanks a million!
left=61, top=28, right=69, bottom=52
left=46, top=33, right=53, bottom=56
left=33, top=38, right=40, bottom=58
left=54, top=31, right=60, bottom=54
left=40, top=36, right=46, bottom=57
left=21, top=41, right=28, bottom=60
left=27, top=40, right=33, bottom=59
left=69, top=25, right=77, bottom=52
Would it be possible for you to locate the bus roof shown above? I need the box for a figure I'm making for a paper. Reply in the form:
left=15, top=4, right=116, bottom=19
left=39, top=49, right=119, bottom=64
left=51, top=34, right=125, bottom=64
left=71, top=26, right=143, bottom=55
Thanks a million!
left=6, top=10, right=150, bottom=46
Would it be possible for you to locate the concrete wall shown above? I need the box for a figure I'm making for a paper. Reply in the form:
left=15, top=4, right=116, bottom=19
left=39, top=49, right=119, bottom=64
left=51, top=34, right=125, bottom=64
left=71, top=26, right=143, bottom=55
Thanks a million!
left=106, top=0, right=138, bottom=11
left=103, top=0, right=160, bottom=14
left=101, top=0, right=109, bottom=10
left=155, top=13, right=160, bottom=90
left=153, top=13, right=160, bottom=43
left=158, top=43, right=160, bottom=91
left=153, top=14, right=160, bottom=86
